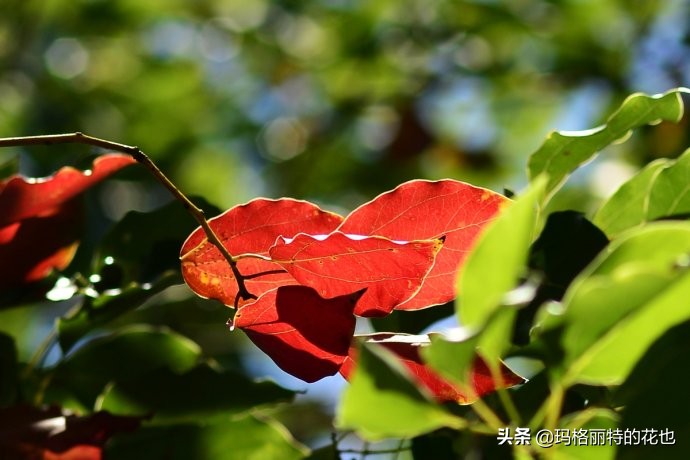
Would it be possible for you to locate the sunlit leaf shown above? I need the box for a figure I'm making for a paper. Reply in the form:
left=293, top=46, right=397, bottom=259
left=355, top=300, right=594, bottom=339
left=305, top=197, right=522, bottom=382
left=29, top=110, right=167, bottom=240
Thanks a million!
left=0, top=154, right=135, bottom=227
left=269, top=232, right=441, bottom=316
left=338, top=179, right=509, bottom=310
left=457, top=178, right=545, bottom=329
left=344, top=333, right=525, bottom=405
left=595, top=148, right=690, bottom=237
left=537, top=222, right=690, bottom=385
left=0, top=154, right=135, bottom=288
left=181, top=198, right=343, bottom=307
left=336, top=342, right=466, bottom=440
left=528, top=87, right=689, bottom=201
left=232, top=285, right=360, bottom=383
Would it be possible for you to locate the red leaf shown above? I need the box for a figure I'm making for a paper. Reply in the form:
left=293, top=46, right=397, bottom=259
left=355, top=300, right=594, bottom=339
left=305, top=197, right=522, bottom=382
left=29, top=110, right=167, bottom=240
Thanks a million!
left=0, top=154, right=135, bottom=287
left=269, top=232, right=442, bottom=317
left=0, top=154, right=135, bottom=227
left=338, top=180, right=509, bottom=310
left=181, top=198, right=343, bottom=307
left=340, top=334, right=525, bottom=404
left=0, top=200, right=81, bottom=287
left=0, top=405, right=144, bottom=460
left=232, top=285, right=361, bottom=383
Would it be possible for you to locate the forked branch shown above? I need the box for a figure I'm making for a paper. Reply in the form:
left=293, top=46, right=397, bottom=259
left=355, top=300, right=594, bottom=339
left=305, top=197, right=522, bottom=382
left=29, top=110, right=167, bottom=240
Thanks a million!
left=0, top=132, right=256, bottom=304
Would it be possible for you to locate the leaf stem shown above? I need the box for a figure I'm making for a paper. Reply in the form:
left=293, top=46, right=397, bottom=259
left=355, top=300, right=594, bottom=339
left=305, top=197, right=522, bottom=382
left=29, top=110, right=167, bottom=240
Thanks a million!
left=0, top=132, right=256, bottom=305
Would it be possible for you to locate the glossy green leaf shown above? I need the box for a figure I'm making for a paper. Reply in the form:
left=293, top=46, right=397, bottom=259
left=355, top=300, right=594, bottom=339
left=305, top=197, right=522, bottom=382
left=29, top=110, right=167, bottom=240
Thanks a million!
left=457, top=177, right=545, bottom=329
left=48, top=326, right=201, bottom=408
left=422, top=333, right=478, bottom=390
left=552, top=408, right=618, bottom=460
left=97, top=363, right=294, bottom=423
left=595, top=149, right=690, bottom=237
left=336, top=343, right=465, bottom=440
left=105, top=414, right=307, bottom=460
left=57, top=272, right=182, bottom=353
left=528, top=88, right=689, bottom=201
left=539, top=223, right=690, bottom=385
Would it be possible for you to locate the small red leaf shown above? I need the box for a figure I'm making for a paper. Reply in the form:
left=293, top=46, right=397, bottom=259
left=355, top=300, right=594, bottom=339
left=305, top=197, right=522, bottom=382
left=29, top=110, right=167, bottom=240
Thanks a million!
left=181, top=198, right=343, bottom=307
left=340, top=334, right=525, bottom=404
left=0, top=405, right=144, bottom=460
left=232, top=285, right=360, bottom=383
left=0, top=154, right=135, bottom=287
left=0, top=154, right=135, bottom=227
left=269, top=232, right=441, bottom=317
left=338, top=180, right=509, bottom=310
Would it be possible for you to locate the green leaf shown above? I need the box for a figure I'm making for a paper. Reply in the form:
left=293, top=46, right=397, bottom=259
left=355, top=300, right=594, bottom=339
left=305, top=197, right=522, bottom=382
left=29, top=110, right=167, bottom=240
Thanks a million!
left=94, top=197, right=220, bottom=287
left=57, top=271, right=182, bottom=353
left=457, top=177, right=546, bottom=330
left=336, top=343, right=465, bottom=440
left=97, top=363, right=294, bottom=423
left=595, top=149, right=690, bottom=237
left=527, top=88, right=689, bottom=202
left=538, top=223, right=690, bottom=385
left=0, top=155, right=19, bottom=179
left=615, top=320, right=690, bottom=460
left=552, top=408, right=618, bottom=460
left=47, top=326, right=201, bottom=408
left=105, top=414, right=307, bottom=460
left=421, top=333, right=479, bottom=390
left=0, top=332, right=17, bottom=406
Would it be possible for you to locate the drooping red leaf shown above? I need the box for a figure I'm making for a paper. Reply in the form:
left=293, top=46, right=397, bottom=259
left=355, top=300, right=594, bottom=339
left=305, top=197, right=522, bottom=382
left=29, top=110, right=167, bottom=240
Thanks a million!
left=0, top=404, right=144, bottom=460
left=231, top=285, right=361, bottom=383
left=0, top=154, right=135, bottom=227
left=0, top=200, right=81, bottom=287
left=338, top=180, right=509, bottom=310
left=269, top=232, right=442, bottom=317
left=180, top=198, right=343, bottom=307
left=340, top=334, right=525, bottom=404
left=0, top=154, right=135, bottom=287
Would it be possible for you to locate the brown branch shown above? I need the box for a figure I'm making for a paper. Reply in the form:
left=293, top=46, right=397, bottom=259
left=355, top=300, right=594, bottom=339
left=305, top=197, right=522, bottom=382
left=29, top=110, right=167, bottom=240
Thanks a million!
left=0, top=132, right=256, bottom=304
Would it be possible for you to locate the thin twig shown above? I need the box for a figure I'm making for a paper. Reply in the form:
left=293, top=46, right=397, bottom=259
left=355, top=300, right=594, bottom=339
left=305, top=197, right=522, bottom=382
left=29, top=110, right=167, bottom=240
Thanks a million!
left=0, top=132, right=256, bottom=304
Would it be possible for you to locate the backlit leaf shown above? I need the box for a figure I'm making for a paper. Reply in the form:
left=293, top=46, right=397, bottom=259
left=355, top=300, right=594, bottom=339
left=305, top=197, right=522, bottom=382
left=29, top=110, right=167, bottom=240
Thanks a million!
left=342, top=333, right=525, bottom=404
left=232, top=285, right=360, bottom=383
left=457, top=178, right=545, bottom=330
left=527, top=88, right=689, bottom=201
left=338, top=179, right=509, bottom=310
left=336, top=341, right=466, bottom=440
left=269, top=232, right=441, bottom=317
left=0, top=154, right=135, bottom=227
left=0, top=154, right=135, bottom=287
left=181, top=198, right=343, bottom=307
left=594, top=148, right=690, bottom=237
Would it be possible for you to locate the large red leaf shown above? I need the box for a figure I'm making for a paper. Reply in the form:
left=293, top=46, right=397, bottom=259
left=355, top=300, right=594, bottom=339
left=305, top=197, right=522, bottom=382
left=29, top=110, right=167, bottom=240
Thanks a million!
left=0, top=154, right=135, bottom=287
left=269, top=232, right=442, bottom=317
left=231, top=285, right=361, bottom=383
left=340, top=334, right=525, bottom=404
left=0, top=154, right=135, bottom=227
left=180, top=198, right=343, bottom=307
left=338, top=180, right=509, bottom=310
